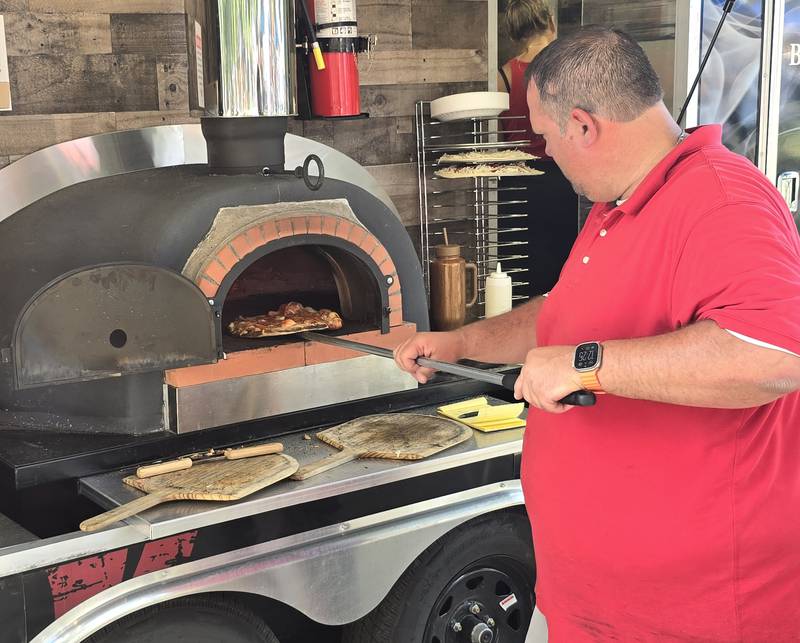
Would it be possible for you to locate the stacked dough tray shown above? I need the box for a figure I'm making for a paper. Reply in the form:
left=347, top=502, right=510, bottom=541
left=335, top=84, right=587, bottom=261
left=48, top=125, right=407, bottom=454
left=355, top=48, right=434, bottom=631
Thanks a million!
left=414, top=99, right=537, bottom=318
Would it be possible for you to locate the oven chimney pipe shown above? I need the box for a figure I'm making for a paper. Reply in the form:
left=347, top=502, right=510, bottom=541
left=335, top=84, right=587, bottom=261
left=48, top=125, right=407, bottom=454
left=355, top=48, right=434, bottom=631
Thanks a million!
left=197, top=0, right=298, bottom=174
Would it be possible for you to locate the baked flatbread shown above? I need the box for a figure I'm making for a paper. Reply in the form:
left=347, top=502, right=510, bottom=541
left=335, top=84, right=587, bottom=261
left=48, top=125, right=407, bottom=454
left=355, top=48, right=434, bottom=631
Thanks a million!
left=439, top=149, right=538, bottom=163
left=435, top=162, right=544, bottom=179
left=228, top=302, right=343, bottom=338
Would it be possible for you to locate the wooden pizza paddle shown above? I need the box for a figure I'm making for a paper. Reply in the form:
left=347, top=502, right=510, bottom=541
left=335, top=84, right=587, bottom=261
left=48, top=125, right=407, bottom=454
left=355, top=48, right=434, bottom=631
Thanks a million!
left=291, top=414, right=472, bottom=481
left=80, top=453, right=299, bottom=532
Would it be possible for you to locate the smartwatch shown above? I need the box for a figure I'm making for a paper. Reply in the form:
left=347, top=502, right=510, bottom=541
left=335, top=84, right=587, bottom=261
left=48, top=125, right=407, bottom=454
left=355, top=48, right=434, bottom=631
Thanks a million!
left=573, top=341, right=604, bottom=392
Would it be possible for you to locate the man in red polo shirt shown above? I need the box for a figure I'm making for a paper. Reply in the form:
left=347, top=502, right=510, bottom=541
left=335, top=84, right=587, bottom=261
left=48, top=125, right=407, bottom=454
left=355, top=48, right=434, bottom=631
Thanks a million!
left=395, top=26, right=800, bottom=642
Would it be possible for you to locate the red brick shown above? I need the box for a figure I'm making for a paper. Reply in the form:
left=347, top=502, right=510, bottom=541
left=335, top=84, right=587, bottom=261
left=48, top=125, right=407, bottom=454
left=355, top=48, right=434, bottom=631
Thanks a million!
left=288, top=216, right=309, bottom=235
left=276, top=218, right=293, bottom=238
left=307, top=215, right=324, bottom=235
left=336, top=220, right=355, bottom=240
left=245, top=226, right=263, bottom=250
left=203, top=260, right=228, bottom=286
left=198, top=277, right=218, bottom=298
left=321, top=215, right=339, bottom=237
left=230, top=234, right=255, bottom=259
left=215, top=245, right=238, bottom=271
left=260, top=220, right=279, bottom=243
left=389, top=292, right=403, bottom=311
left=348, top=225, right=368, bottom=247
left=362, top=234, right=380, bottom=256
left=165, top=343, right=305, bottom=387
left=304, top=323, right=417, bottom=366
left=369, top=243, right=390, bottom=267
left=382, top=258, right=397, bottom=279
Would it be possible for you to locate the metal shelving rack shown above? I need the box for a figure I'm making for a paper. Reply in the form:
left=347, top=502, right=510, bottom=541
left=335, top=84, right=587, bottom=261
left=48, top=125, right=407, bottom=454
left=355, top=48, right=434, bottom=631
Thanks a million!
left=415, top=100, right=531, bottom=316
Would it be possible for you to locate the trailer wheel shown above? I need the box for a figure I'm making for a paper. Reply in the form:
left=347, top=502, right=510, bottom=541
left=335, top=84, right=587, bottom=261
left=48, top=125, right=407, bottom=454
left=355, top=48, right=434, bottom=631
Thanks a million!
left=343, top=511, right=535, bottom=643
left=85, top=595, right=280, bottom=643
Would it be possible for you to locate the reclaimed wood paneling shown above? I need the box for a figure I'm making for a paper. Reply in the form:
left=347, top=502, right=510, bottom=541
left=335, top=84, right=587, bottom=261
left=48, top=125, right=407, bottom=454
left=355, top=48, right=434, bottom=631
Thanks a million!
left=0, top=112, right=116, bottom=155
left=365, top=162, right=420, bottom=225
left=111, top=13, right=187, bottom=55
left=359, top=48, right=486, bottom=86
left=303, top=115, right=415, bottom=167
left=361, top=81, right=486, bottom=118
left=8, top=54, right=158, bottom=114
left=4, top=12, right=112, bottom=56
left=114, top=109, right=197, bottom=131
left=412, top=0, right=488, bottom=51
left=28, top=1, right=185, bottom=13
left=358, top=0, right=412, bottom=50
left=0, top=0, right=493, bottom=241
left=157, top=54, right=189, bottom=111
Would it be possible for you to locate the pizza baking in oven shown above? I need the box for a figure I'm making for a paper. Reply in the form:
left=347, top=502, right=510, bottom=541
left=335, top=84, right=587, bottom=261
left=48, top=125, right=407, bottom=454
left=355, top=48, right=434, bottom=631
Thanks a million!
left=228, top=302, right=344, bottom=338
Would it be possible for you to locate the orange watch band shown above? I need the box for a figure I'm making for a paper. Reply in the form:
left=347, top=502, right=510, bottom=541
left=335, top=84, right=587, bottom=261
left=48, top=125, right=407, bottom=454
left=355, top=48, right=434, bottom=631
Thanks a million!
left=578, top=369, right=604, bottom=393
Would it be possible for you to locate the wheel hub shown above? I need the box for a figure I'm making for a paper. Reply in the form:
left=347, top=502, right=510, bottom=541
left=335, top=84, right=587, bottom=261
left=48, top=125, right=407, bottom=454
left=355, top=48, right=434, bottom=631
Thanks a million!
left=423, top=560, right=533, bottom=643
left=450, top=603, right=495, bottom=642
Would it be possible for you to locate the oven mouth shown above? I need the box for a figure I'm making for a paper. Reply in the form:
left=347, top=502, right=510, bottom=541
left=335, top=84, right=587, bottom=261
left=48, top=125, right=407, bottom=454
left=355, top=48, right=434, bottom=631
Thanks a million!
left=219, top=242, right=386, bottom=353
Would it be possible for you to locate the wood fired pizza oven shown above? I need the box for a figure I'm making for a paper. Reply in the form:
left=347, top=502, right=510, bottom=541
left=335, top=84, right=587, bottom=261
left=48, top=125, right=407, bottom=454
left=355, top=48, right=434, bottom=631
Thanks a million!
left=0, top=122, right=428, bottom=436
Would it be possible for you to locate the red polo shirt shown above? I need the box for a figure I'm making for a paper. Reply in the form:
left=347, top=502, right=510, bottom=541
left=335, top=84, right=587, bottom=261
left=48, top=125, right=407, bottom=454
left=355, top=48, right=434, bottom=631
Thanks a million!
left=524, top=125, right=800, bottom=641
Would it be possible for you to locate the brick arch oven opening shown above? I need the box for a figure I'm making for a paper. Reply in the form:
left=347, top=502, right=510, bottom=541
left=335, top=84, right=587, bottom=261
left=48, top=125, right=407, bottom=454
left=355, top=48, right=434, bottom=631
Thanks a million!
left=220, top=242, right=385, bottom=353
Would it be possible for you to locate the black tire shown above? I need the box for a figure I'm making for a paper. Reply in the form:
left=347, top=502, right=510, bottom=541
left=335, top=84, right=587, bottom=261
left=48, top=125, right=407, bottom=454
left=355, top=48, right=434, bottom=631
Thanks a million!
left=343, top=511, right=535, bottom=643
left=84, top=594, right=280, bottom=643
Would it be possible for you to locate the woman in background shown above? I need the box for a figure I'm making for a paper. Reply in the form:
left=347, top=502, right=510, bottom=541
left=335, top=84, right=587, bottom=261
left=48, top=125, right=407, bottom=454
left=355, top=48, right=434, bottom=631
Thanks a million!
left=496, top=0, right=578, bottom=298
left=498, top=0, right=556, bottom=158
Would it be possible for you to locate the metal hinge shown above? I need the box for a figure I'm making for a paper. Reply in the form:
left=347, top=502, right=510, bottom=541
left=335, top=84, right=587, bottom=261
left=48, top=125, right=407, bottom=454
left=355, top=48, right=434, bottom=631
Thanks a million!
left=778, top=171, right=799, bottom=213
left=1, top=348, right=11, bottom=364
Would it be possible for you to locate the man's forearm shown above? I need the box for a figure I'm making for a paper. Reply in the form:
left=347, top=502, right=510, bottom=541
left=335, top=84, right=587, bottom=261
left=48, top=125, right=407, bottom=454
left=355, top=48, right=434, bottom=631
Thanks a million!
left=456, top=297, right=544, bottom=364
left=600, top=320, right=800, bottom=408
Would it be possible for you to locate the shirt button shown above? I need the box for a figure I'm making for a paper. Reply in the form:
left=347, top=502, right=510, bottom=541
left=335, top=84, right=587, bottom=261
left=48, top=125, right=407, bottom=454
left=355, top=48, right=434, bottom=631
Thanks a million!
left=599, top=229, right=607, bottom=237
left=582, top=256, right=590, bottom=264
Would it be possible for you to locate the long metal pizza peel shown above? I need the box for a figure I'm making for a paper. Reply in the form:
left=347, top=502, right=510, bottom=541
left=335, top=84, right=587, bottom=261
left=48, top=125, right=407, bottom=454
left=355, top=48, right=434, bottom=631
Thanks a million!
left=301, top=332, right=595, bottom=407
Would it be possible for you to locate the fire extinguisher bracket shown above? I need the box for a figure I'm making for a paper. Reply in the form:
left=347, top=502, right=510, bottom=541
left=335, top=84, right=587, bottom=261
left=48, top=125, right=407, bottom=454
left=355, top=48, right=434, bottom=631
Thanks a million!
left=318, top=36, right=370, bottom=54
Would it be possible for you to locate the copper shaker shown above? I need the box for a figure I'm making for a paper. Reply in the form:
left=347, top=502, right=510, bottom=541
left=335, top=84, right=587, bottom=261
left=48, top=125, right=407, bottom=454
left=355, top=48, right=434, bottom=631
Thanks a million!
left=429, top=243, right=478, bottom=331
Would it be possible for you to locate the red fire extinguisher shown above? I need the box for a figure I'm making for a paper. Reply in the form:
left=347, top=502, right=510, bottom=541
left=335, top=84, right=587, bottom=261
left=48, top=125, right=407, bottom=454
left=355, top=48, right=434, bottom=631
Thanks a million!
left=302, top=0, right=369, bottom=118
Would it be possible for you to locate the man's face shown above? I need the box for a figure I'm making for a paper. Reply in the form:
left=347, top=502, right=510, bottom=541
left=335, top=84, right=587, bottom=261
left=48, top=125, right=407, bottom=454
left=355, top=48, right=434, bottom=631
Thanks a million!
left=527, top=84, right=590, bottom=197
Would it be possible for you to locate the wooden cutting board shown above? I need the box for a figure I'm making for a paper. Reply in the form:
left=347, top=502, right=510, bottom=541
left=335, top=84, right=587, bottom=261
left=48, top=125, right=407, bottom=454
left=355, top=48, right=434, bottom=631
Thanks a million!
left=80, top=453, right=299, bottom=532
left=292, top=414, right=472, bottom=480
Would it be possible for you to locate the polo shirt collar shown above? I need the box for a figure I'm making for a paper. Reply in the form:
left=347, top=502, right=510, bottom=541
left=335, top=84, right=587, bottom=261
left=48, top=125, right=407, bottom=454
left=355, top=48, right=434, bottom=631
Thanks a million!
left=612, top=124, right=723, bottom=217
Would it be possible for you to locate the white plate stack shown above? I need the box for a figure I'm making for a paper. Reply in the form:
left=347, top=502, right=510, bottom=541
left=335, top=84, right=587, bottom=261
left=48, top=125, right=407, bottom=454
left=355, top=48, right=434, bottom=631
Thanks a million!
left=430, top=91, right=509, bottom=122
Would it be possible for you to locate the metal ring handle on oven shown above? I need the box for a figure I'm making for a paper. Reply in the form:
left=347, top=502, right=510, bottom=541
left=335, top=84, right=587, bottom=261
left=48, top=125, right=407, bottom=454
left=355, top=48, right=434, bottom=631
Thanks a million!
left=301, top=154, right=324, bottom=191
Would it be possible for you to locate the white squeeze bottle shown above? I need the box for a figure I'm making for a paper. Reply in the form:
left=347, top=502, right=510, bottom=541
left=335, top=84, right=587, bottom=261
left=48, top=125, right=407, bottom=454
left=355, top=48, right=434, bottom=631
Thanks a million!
left=484, top=262, right=512, bottom=318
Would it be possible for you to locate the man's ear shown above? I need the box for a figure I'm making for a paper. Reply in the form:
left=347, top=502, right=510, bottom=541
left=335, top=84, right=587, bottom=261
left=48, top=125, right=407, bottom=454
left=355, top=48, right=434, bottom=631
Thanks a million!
left=569, top=108, right=598, bottom=147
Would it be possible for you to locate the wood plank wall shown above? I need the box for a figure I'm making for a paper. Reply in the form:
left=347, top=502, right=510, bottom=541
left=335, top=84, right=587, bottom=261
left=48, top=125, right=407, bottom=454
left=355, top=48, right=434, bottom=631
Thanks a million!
left=0, top=0, right=488, bottom=227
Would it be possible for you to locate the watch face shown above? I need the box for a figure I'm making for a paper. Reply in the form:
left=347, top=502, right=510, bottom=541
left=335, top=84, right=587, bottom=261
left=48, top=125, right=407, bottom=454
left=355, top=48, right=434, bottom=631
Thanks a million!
left=574, top=342, right=600, bottom=370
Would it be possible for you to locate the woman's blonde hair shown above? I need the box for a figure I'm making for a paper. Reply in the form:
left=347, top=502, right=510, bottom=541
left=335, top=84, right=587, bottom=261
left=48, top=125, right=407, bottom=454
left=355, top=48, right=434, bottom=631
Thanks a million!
left=502, top=0, right=553, bottom=42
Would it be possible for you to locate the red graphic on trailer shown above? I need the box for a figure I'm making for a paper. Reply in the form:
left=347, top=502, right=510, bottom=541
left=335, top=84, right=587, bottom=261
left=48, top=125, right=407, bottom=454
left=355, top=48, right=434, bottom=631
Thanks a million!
left=46, top=531, right=198, bottom=618
left=134, top=531, right=197, bottom=576
left=47, top=550, right=128, bottom=618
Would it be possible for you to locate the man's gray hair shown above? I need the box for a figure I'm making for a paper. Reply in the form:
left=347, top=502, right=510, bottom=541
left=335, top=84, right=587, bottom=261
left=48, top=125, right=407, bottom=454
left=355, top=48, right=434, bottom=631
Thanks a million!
left=525, top=26, right=663, bottom=128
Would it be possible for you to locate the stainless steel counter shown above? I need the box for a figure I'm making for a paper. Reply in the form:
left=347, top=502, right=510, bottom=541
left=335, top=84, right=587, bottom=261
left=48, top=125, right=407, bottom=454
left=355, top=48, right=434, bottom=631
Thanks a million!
left=0, top=397, right=524, bottom=576
left=79, top=413, right=524, bottom=541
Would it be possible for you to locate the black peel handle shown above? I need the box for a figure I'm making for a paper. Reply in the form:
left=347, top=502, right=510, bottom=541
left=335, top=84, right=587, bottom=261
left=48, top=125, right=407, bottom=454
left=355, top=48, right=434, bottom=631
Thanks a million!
left=558, top=391, right=596, bottom=406
left=499, top=372, right=597, bottom=406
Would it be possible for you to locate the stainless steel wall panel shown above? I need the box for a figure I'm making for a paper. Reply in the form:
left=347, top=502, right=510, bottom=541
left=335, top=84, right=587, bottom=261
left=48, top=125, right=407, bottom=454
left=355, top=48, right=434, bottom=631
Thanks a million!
left=170, top=355, right=418, bottom=433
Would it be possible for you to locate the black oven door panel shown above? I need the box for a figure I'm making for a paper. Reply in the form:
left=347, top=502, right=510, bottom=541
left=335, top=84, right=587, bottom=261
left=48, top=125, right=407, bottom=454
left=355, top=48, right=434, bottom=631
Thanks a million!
left=12, top=263, right=217, bottom=389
